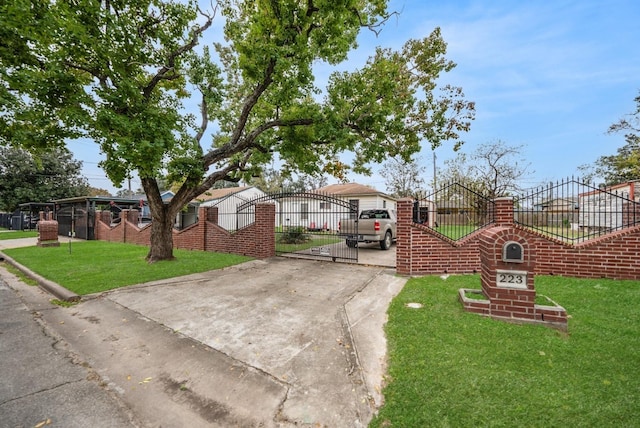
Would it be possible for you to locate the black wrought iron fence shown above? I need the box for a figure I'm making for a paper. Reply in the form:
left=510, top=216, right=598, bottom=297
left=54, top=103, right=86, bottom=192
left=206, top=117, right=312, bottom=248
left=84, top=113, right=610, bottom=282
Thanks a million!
left=415, top=182, right=495, bottom=240
left=204, top=193, right=257, bottom=232
left=230, top=191, right=358, bottom=261
left=514, top=178, right=640, bottom=242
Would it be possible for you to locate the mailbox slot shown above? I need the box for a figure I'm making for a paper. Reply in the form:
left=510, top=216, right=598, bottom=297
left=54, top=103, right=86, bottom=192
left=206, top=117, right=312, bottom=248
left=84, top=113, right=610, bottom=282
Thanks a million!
left=503, top=241, right=524, bottom=263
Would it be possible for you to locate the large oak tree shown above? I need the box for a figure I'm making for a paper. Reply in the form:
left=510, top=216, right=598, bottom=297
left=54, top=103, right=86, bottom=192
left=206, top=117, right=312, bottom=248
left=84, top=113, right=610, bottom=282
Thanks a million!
left=1, top=0, right=474, bottom=261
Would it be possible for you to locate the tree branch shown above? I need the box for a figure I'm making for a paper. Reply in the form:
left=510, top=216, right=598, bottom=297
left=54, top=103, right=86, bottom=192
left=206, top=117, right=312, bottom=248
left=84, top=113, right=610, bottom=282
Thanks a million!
left=180, top=152, right=252, bottom=203
left=194, top=90, right=208, bottom=145
left=61, top=61, right=109, bottom=89
left=203, top=116, right=315, bottom=168
left=202, top=59, right=278, bottom=167
left=142, top=9, right=215, bottom=100
left=350, top=7, right=400, bottom=37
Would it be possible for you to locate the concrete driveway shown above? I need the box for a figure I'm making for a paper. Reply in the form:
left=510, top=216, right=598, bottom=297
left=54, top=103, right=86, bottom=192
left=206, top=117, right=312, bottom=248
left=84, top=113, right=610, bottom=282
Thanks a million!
left=356, top=242, right=396, bottom=267
left=282, top=240, right=397, bottom=268
left=24, top=257, right=406, bottom=427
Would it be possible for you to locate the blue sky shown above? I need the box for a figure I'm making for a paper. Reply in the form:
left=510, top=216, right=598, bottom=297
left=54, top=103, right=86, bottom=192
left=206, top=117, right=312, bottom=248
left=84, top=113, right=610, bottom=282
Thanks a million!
left=71, top=0, right=640, bottom=194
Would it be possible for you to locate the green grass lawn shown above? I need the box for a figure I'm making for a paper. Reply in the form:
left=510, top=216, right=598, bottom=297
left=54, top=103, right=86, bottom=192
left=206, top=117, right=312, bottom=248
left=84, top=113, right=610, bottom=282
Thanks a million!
left=433, top=225, right=478, bottom=240
left=275, top=233, right=342, bottom=253
left=521, top=225, right=596, bottom=243
left=2, top=241, right=252, bottom=295
left=0, top=230, right=39, bottom=240
left=371, top=274, right=640, bottom=427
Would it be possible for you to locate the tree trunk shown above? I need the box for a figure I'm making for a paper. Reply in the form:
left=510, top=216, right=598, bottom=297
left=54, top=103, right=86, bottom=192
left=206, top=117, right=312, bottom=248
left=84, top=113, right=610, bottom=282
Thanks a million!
left=146, top=204, right=175, bottom=263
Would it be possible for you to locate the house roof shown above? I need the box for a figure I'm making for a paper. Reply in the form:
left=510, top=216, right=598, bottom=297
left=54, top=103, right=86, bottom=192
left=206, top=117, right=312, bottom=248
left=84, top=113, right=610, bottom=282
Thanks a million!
left=315, top=183, right=395, bottom=199
left=579, top=180, right=640, bottom=198
left=51, top=196, right=143, bottom=205
left=195, top=186, right=256, bottom=202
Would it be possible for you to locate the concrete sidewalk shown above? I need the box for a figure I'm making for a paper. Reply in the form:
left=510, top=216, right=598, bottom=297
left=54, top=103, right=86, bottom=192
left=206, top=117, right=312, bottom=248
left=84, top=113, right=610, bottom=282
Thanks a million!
left=1, top=240, right=406, bottom=427
left=0, top=236, right=40, bottom=250
left=0, top=236, right=83, bottom=250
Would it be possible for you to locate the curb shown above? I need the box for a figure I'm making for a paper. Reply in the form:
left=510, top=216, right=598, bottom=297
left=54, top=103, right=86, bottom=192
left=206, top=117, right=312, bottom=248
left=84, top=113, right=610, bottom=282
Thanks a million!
left=0, top=251, right=81, bottom=302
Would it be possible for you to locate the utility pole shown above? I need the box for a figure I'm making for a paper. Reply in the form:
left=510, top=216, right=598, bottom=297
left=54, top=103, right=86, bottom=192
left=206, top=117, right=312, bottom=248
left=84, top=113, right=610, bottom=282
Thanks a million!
left=432, top=150, right=437, bottom=192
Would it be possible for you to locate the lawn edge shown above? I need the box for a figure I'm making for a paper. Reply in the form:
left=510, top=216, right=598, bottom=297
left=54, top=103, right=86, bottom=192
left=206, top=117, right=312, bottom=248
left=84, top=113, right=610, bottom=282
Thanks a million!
left=0, top=250, right=80, bottom=302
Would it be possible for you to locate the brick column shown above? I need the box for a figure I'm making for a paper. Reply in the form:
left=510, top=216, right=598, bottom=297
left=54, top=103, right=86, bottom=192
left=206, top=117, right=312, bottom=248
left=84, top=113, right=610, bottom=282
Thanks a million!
left=194, top=207, right=208, bottom=251
left=396, top=198, right=414, bottom=275
left=97, top=210, right=111, bottom=224
left=123, top=209, right=139, bottom=224
left=37, top=210, right=60, bottom=247
left=120, top=210, right=128, bottom=242
left=206, top=206, right=219, bottom=224
left=254, top=203, right=276, bottom=258
left=94, top=210, right=111, bottom=241
left=494, top=197, right=514, bottom=227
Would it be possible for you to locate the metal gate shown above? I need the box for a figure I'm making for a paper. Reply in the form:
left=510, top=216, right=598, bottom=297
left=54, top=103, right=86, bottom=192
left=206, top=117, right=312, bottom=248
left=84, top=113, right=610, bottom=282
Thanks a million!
left=55, top=203, right=92, bottom=239
left=235, top=191, right=359, bottom=262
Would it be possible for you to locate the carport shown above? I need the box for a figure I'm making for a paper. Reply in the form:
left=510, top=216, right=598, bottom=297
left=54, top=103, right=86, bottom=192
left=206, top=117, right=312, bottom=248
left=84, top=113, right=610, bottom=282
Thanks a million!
left=16, top=202, right=55, bottom=230
left=52, top=196, right=145, bottom=239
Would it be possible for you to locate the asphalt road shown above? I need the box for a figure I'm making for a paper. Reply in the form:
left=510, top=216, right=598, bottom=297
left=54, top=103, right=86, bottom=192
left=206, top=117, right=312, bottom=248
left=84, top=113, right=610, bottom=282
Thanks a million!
left=0, top=275, right=138, bottom=428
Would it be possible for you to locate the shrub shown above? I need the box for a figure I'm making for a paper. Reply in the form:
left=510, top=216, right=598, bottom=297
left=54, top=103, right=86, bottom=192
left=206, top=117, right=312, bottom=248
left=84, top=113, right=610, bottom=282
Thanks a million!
left=279, top=226, right=311, bottom=244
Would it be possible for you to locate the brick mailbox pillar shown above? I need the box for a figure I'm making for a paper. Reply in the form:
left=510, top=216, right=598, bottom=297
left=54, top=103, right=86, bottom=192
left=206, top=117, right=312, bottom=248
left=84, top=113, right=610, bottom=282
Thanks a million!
left=459, top=197, right=568, bottom=330
left=37, top=210, right=60, bottom=247
left=478, top=226, right=537, bottom=320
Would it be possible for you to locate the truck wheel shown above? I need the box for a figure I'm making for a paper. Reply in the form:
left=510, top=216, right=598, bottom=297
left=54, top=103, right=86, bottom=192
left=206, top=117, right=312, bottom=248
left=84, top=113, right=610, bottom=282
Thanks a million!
left=346, top=239, right=357, bottom=248
left=380, top=231, right=392, bottom=250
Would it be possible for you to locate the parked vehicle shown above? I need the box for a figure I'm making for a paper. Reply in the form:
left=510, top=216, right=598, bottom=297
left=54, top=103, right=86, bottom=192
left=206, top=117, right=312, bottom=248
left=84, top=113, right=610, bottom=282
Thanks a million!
left=339, top=209, right=397, bottom=250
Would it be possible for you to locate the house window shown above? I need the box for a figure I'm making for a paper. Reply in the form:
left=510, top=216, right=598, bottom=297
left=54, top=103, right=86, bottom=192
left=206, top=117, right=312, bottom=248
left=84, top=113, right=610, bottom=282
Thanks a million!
left=383, top=200, right=386, bottom=208
left=320, top=202, right=331, bottom=210
left=301, top=203, right=309, bottom=220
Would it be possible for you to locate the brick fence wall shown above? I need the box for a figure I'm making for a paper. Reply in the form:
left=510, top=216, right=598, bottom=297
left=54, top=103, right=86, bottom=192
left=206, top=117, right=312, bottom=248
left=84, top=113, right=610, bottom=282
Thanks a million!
left=94, top=203, right=276, bottom=259
left=397, top=197, right=640, bottom=280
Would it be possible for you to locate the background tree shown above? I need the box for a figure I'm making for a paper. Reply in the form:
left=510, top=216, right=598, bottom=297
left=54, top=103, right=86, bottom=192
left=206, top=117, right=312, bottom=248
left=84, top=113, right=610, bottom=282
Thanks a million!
left=383, top=157, right=427, bottom=198
left=579, top=92, right=640, bottom=185
left=210, top=180, right=241, bottom=190
left=439, top=140, right=532, bottom=198
left=86, top=186, right=113, bottom=197
left=283, top=174, right=329, bottom=193
left=1, top=0, right=475, bottom=261
left=115, top=189, right=136, bottom=199
left=249, top=167, right=328, bottom=193
left=0, top=146, right=89, bottom=212
left=248, top=166, right=286, bottom=193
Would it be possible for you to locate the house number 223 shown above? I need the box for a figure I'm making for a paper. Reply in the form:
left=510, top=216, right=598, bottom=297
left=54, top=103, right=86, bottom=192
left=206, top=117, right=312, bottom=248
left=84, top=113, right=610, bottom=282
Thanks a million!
left=498, top=273, right=524, bottom=284
left=496, top=271, right=527, bottom=289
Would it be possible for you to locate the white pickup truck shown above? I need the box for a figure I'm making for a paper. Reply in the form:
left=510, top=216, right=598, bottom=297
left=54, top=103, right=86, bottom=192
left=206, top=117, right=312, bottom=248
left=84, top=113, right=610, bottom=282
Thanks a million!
left=339, top=209, right=397, bottom=250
